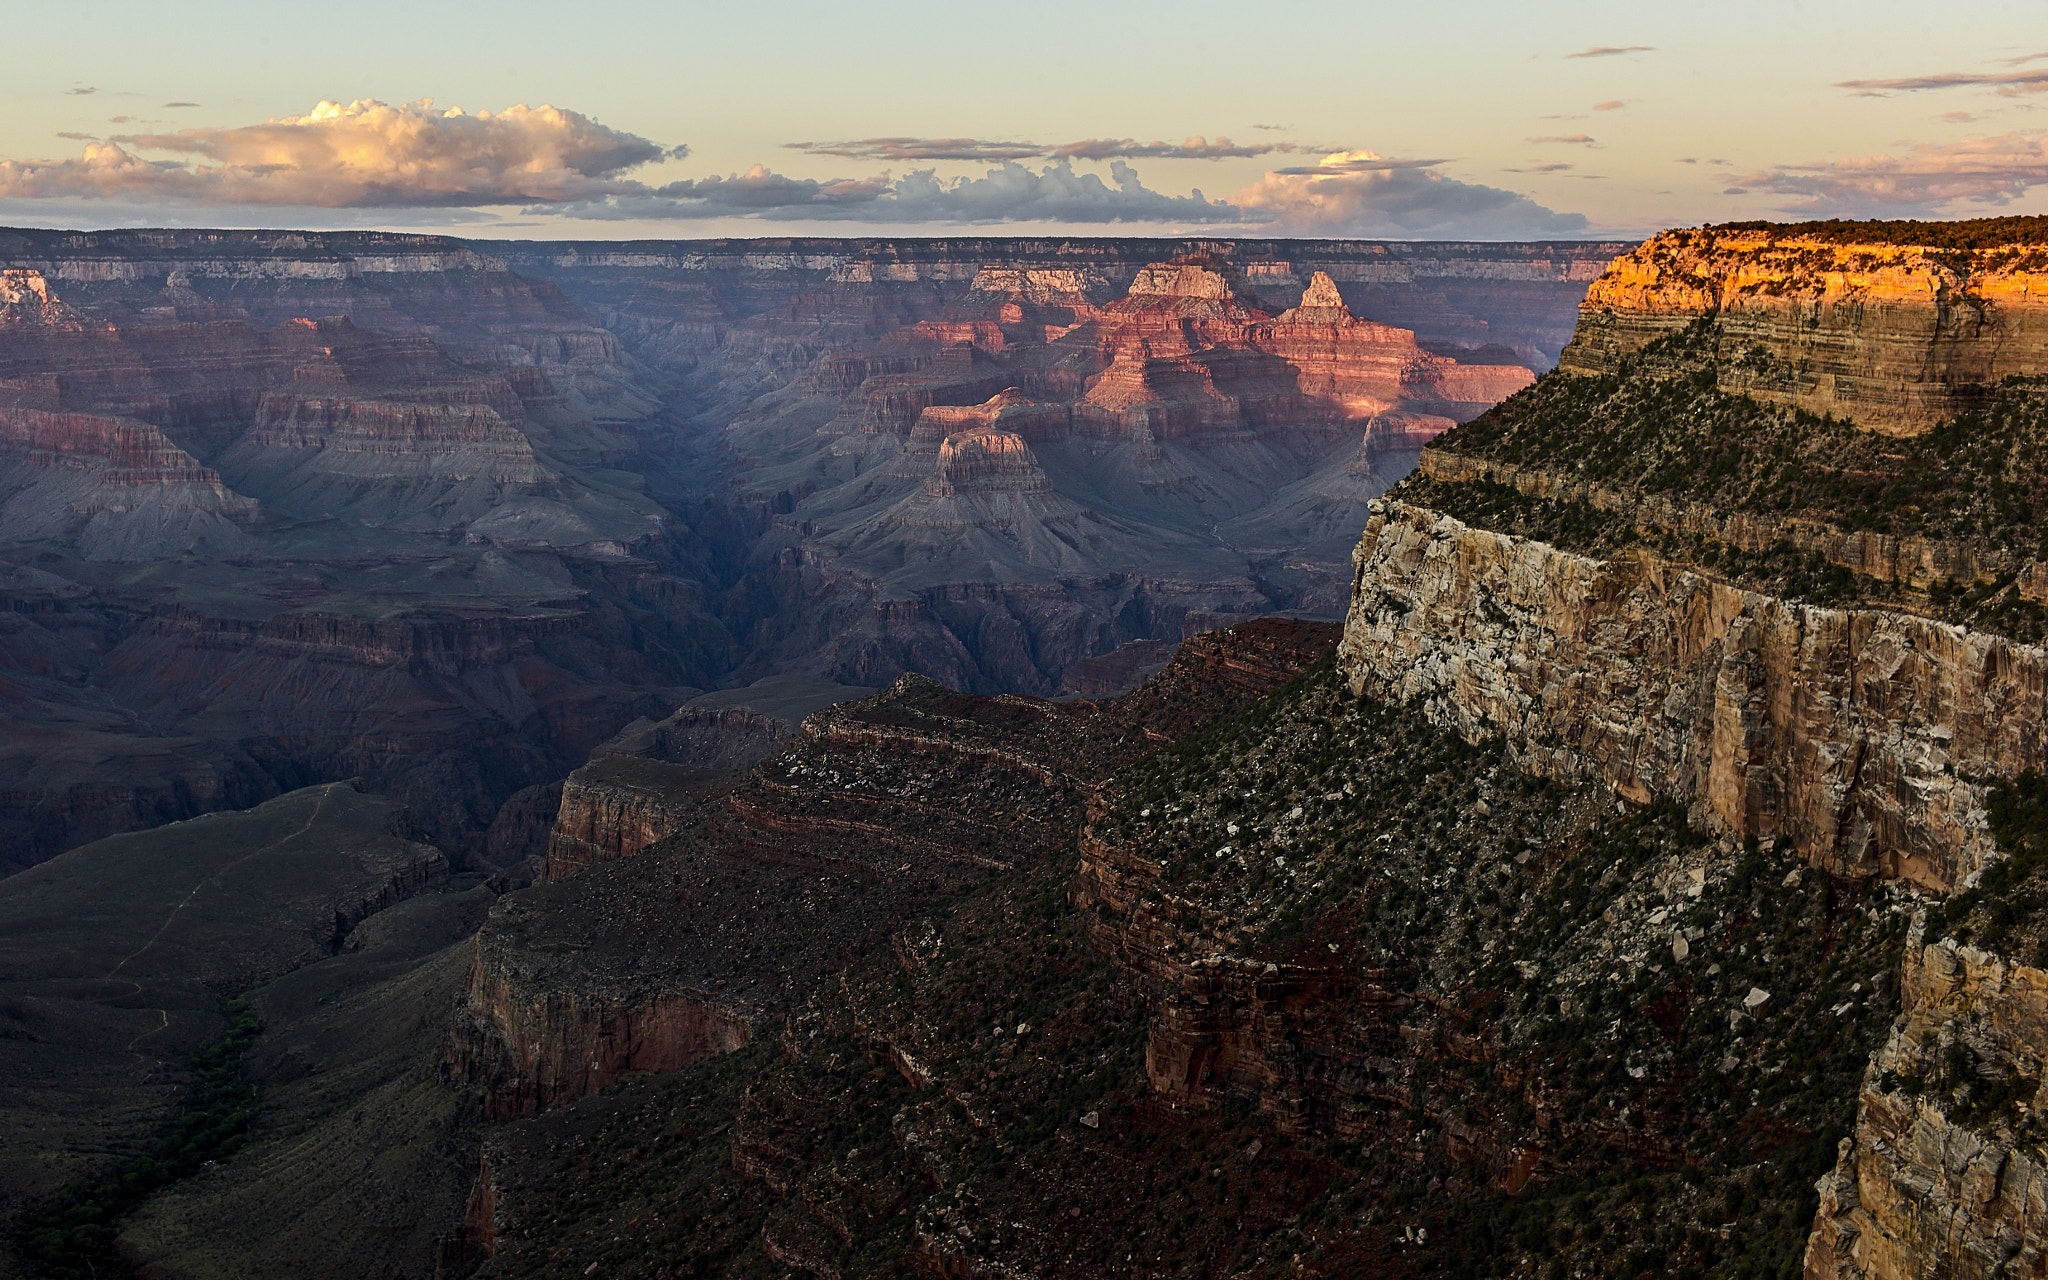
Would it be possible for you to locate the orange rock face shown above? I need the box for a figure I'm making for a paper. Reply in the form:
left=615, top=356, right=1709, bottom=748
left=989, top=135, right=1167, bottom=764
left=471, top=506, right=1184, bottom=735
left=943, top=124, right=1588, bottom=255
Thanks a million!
left=1559, top=227, right=2048, bottom=434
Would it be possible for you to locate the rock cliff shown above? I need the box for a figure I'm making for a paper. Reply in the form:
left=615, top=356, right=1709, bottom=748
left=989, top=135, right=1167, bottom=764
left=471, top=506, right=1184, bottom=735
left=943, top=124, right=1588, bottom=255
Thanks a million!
left=1337, top=501, right=2045, bottom=892
left=1340, top=217, right=2048, bottom=1279
left=1808, top=919, right=2048, bottom=1279
left=444, top=621, right=1335, bottom=1119
left=1559, top=225, right=2048, bottom=435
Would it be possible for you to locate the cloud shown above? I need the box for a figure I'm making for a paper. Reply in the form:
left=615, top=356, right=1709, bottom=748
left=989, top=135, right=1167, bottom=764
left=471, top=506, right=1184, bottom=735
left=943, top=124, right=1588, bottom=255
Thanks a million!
left=54, top=132, right=95, bottom=141
left=1053, top=136, right=1291, bottom=160
left=556, top=158, right=1250, bottom=226
left=1503, top=163, right=1575, bottom=173
left=66, top=86, right=96, bottom=96
left=1265, top=153, right=1449, bottom=176
left=1593, top=100, right=1630, bottom=111
left=784, top=137, right=1045, bottom=162
left=0, top=98, right=681, bottom=207
left=1528, top=134, right=1599, bottom=145
left=1837, top=69, right=2048, bottom=96
left=162, top=101, right=200, bottom=109
left=1733, top=132, right=2048, bottom=214
left=785, top=134, right=1302, bottom=163
left=1231, top=150, right=1589, bottom=238
left=1944, top=111, right=1979, bottom=122
left=1564, top=46, right=1654, bottom=59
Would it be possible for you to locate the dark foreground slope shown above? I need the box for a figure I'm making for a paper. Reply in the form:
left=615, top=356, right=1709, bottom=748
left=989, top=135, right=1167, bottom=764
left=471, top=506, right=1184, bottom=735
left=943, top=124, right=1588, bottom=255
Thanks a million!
left=0, top=782, right=490, bottom=1278
left=86, top=620, right=1331, bottom=1280
left=459, top=655, right=1929, bottom=1280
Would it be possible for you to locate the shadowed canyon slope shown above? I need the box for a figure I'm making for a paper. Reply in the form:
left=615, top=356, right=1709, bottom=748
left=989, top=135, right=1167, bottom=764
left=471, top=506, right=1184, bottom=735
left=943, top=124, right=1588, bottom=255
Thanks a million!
left=0, top=229, right=1614, bottom=870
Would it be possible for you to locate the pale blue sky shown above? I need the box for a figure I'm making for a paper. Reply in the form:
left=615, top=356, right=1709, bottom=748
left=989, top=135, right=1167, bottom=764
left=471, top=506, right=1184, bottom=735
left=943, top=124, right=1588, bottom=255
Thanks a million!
left=3, top=0, right=2044, bottom=238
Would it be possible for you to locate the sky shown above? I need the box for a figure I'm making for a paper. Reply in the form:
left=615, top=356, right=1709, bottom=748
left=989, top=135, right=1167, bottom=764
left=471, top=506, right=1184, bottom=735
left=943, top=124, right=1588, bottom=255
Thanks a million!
left=2, top=0, right=2045, bottom=241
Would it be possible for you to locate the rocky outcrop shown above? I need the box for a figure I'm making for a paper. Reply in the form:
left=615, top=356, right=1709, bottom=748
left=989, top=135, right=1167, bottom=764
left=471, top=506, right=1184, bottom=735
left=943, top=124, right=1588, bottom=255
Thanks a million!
left=0, top=406, right=260, bottom=558
left=1558, top=227, right=2048, bottom=434
left=1807, top=922, right=2048, bottom=1278
left=541, top=755, right=734, bottom=881
left=1256, top=271, right=1535, bottom=423
left=446, top=621, right=1335, bottom=1118
left=446, top=945, right=751, bottom=1120
left=537, top=675, right=877, bottom=882
left=1337, top=500, right=2048, bottom=891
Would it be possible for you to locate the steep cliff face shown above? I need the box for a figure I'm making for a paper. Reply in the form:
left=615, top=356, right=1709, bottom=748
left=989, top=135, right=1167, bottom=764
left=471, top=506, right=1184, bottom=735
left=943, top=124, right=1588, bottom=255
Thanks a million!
left=1558, top=226, right=2048, bottom=435
left=1808, top=921, right=2048, bottom=1279
left=1341, top=219, right=2048, bottom=1279
left=541, top=756, right=737, bottom=882
left=1337, top=501, right=2045, bottom=892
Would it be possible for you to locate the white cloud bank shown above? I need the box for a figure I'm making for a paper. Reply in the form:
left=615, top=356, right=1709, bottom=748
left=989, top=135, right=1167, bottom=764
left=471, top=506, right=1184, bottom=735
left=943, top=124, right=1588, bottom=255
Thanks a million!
left=0, top=100, right=1590, bottom=238
left=556, top=151, right=1588, bottom=238
left=1232, top=151, right=1591, bottom=237
left=0, top=99, right=678, bottom=207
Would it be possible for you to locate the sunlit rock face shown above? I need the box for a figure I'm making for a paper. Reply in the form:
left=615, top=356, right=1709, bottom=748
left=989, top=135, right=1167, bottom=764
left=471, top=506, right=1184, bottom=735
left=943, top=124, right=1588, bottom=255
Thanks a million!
left=1559, top=227, right=2048, bottom=435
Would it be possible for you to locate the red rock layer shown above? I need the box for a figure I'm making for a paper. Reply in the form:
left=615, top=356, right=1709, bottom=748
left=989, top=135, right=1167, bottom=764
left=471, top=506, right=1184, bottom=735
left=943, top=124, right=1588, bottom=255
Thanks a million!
left=541, top=756, right=736, bottom=881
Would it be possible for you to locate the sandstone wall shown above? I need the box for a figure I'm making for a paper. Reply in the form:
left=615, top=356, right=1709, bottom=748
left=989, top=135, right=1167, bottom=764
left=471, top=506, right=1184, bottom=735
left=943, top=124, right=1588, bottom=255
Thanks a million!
left=1337, top=501, right=2048, bottom=891
left=541, top=756, right=723, bottom=881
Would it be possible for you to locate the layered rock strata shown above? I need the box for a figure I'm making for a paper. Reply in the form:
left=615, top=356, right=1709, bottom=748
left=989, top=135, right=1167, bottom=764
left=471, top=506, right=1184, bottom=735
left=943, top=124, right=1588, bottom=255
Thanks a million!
left=1413, top=447, right=2048, bottom=604
left=1559, top=227, right=2048, bottom=434
left=0, top=234, right=721, bottom=868
left=540, top=756, right=739, bottom=882
left=1337, top=500, right=2045, bottom=892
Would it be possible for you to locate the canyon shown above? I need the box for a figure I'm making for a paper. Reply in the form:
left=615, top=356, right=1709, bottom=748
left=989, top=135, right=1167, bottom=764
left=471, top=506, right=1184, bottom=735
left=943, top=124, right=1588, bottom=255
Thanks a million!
left=0, top=228, right=1613, bottom=874
left=9, top=218, right=2048, bottom=1280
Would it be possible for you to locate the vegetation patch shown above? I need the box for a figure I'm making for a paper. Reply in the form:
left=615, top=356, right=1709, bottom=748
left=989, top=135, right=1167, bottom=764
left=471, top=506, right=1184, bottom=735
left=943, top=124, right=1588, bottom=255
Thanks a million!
left=1706, top=217, right=2048, bottom=252
left=474, top=660, right=1919, bottom=1280
left=20, top=998, right=261, bottom=1279
left=1408, top=321, right=2048, bottom=640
